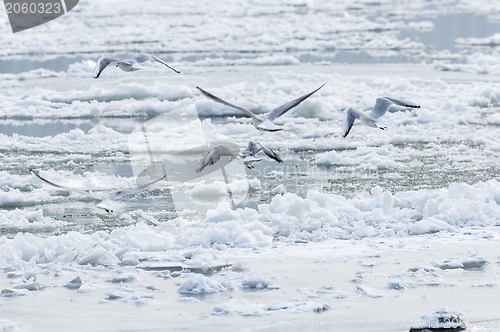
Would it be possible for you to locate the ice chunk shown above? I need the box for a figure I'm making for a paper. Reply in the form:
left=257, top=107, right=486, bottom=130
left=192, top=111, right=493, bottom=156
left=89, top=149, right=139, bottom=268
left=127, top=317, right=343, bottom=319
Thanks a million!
left=178, top=274, right=229, bottom=294
left=411, top=308, right=465, bottom=330
left=387, top=279, right=407, bottom=290
left=434, top=256, right=488, bottom=270
left=13, top=282, right=45, bottom=291
left=315, top=151, right=342, bottom=166
left=266, top=301, right=330, bottom=313
left=383, top=191, right=394, bottom=212
left=65, top=277, right=83, bottom=290
left=213, top=299, right=266, bottom=316
left=231, top=261, right=248, bottom=272
left=1, top=288, right=29, bottom=298
left=356, top=285, right=383, bottom=298
left=409, top=217, right=455, bottom=235
left=106, top=274, right=136, bottom=284
left=241, top=275, right=275, bottom=290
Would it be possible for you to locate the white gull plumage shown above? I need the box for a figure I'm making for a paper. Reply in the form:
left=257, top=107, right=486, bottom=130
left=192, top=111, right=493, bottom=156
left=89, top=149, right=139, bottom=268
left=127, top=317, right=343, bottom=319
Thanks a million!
left=196, top=83, right=325, bottom=132
left=341, top=96, right=420, bottom=138
left=93, top=53, right=180, bottom=79
left=31, top=169, right=166, bottom=213
left=196, top=141, right=282, bottom=173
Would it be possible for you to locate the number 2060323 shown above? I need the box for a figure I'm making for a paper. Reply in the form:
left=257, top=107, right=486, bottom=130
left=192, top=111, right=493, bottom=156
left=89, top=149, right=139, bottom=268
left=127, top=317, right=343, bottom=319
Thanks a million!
left=5, top=2, right=62, bottom=14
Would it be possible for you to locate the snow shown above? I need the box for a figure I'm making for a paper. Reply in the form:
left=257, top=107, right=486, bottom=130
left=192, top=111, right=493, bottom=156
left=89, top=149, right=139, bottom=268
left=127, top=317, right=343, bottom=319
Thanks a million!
left=433, top=52, right=500, bottom=75
left=409, top=217, right=455, bottom=235
left=2, top=0, right=500, bottom=331
left=0, top=319, right=17, bottom=331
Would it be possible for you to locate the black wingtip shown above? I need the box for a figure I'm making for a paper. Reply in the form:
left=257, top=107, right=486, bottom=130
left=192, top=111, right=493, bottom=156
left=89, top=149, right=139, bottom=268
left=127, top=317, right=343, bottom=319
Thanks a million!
left=261, top=128, right=283, bottom=132
left=169, top=67, right=180, bottom=74
left=342, top=125, right=353, bottom=138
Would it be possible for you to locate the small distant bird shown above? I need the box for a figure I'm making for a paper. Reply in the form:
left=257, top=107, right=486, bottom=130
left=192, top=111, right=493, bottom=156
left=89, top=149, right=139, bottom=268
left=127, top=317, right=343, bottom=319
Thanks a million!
left=341, top=97, right=420, bottom=138
left=196, top=141, right=282, bottom=173
left=240, top=141, right=282, bottom=169
left=31, top=169, right=167, bottom=213
left=196, top=83, right=326, bottom=132
left=93, top=53, right=180, bottom=79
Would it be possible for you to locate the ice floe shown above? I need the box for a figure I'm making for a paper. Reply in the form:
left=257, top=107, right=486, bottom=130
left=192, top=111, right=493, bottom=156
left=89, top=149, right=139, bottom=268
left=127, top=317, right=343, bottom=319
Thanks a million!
left=213, top=298, right=330, bottom=316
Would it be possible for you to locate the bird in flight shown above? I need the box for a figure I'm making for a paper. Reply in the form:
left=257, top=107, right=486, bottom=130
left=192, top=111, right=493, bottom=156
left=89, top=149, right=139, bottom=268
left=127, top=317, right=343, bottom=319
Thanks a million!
left=94, top=53, right=180, bottom=78
left=31, top=169, right=167, bottom=213
left=196, top=83, right=326, bottom=132
left=196, top=141, right=282, bottom=173
left=341, top=96, right=420, bottom=138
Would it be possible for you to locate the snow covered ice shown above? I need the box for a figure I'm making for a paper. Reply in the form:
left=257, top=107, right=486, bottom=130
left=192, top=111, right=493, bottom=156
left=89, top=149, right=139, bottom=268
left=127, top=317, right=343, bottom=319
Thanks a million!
left=2, top=0, right=500, bottom=331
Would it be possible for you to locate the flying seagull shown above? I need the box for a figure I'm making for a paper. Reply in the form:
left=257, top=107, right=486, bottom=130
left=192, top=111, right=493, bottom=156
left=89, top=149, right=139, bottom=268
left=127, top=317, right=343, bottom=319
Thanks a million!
left=31, top=169, right=167, bottom=213
left=341, top=97, right=420, bottom=138
left=240, top=141, right=282, bottom=168
left=196, top=83, right=326, bottom=132
left=196, top=141, right=282, bottom=173
left=94, top=53, right=180, bottom=79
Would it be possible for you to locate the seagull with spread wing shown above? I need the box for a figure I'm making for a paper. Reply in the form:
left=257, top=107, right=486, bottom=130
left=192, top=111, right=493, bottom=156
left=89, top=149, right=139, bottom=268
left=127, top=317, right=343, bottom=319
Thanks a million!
left=196, top=83, right=325, bottom=132
left=196, top=141, right=282, bottom=173
left=31, top=169, right=167, bottom=213
left=341, top=97, right=420, bottom=138
left=94, top=53, right=180, bottom=79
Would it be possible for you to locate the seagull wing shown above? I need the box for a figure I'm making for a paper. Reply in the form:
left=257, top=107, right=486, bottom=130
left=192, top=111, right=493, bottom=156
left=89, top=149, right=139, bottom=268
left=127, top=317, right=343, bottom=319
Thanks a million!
left=195, top=145, right=239, bottom=173
left=135, top=53, right=180, bottom=74
left=133, top=53, right=154, bottom=63
left=242, top=156, right=263, bottom=163
left=31, top=169, right=101, bottom=200
left=369, top=97, right=394, bottom=120
left=341, top=108, right=362, bottom=138
left=94, top=56, right=121, bottom=79
left=255, top=142, right=283, bottom=163
left=266, top=82, right=326, bottom=121
left=108, top=174, right=167, bottom=200
left=370, top=97, right=420, bottom=120
left=196, top=87, right=258, bottom=119
left=256, top=120, right=282, bottom=132
left=382, top=96, right=420, bottom=109
left=242, top=156, right=263, bottom=169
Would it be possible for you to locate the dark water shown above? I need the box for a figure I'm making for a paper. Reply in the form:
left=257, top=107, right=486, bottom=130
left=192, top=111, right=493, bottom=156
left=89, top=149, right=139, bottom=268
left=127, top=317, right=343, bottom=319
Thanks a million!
left=0, top=14, right=498, bottom=73
left=0, top=118, right=147, bottom=137
left=0, top=55, right=87, bottom=74
left=0, top=53, right=174, bottom=75
left=399, top=13, right=500, bottom=52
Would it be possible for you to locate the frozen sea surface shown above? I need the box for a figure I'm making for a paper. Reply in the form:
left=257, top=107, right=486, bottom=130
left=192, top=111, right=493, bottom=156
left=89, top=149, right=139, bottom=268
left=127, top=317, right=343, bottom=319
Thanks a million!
left=2, top=0, right=500, bottom=331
